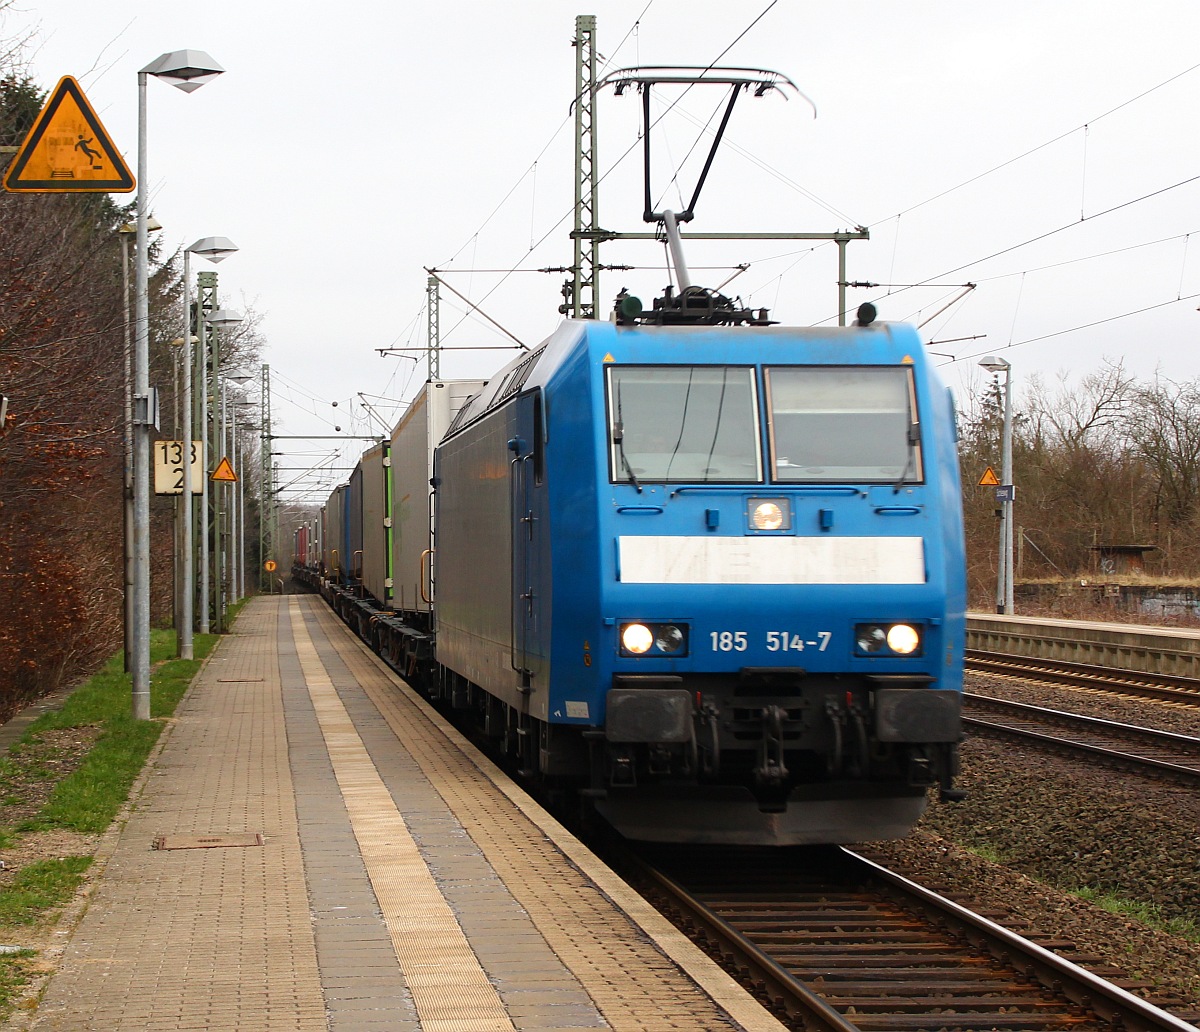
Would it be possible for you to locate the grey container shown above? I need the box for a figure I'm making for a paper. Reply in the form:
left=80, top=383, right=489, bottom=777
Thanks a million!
left=360, top=441, right=390, bottom=606
left=390, top=380, right=486, bottom=616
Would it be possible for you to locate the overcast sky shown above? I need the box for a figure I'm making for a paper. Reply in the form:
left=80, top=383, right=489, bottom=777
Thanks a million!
left=11, top=1, right=1200, bottom=499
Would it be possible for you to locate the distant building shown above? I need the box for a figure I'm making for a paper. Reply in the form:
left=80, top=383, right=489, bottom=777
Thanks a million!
left=1090, top=544, right=1157, bottom=575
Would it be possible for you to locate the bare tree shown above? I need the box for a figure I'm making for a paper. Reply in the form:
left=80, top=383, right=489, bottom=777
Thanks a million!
left=959, top=361, right=1163, bottom=606
left=0, top=58, right=182, bottom=712
left=1017, top=362, right=1144, bottom=570
left=1125, top=375, right=1200, bottom=533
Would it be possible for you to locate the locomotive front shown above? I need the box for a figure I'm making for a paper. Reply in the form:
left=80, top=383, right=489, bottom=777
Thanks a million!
left=568, top=319, right=966, bottom=845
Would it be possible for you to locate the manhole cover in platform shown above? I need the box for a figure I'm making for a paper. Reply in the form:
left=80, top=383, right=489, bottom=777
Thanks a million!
left=153, top=833, right=265, bottom=851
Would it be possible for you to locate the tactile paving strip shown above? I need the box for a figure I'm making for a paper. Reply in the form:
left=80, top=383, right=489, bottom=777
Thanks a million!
left=276, top=616, right=420, bottom=1031
left=293, top=609, right=609, bottom=1031
left=303, top=597, right=784, bottom=1032
left=288, top=600, right=518, bottom=1032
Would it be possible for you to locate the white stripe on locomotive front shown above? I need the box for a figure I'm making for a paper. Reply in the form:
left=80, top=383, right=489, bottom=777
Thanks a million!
left=616, top=535, right=926, bottom=584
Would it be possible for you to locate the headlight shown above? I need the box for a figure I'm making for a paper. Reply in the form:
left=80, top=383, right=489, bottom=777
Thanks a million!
left=655, top=625, right=684, bottom=653
left=621, top=623, right=654, bottom=654
left=620, top=621, right=690, bottom=657
left=855, top=625, right=887, bottom=653
left=753, top=501, right=784, bottom=530
left=855, top=622, right=923, bottom=657
left=747, top=497, right=791, bottom=531
left=886, top=623, right=921, bottom=655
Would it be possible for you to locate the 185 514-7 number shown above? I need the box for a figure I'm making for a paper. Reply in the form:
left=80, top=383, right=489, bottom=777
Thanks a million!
left=709, top=631, right=832, bottom=653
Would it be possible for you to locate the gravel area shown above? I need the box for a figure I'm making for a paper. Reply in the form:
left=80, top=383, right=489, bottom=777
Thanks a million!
left=865, top=671, right=1200, bottom=1014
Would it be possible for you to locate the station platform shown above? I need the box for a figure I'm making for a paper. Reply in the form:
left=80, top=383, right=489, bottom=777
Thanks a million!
left=13, top=595, right=785, bottom=1031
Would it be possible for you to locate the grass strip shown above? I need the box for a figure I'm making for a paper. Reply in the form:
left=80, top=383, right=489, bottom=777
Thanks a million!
left=0, top=858, right=93, bottom=927
left=1072, top=886, right=1200, bottom=943
left=0, top=951, right=39, bottom=1019
left=4, top=630, right=217, bottom=839
left=0, top=625, right=223, bottom=1016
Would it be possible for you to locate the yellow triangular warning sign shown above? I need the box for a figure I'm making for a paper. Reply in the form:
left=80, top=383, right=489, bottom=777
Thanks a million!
left=978, top=466, right=1000, bottom=487
left=3, top=77, right=135, bottom=193
left=211, top=457, right=238, bottom=483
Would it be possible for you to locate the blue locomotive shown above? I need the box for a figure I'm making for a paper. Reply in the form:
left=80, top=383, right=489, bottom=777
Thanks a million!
left=302, top=59, right=967, bottom=845
left=306, top=290, right=966, bottom=845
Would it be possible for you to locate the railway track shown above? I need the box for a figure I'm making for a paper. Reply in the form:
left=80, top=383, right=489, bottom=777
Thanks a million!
left=963, top=692, right=1200, bottom=785
left=965, top=650, right=1200, bottom=705
left=621, top=844, right=1200, bottom=1032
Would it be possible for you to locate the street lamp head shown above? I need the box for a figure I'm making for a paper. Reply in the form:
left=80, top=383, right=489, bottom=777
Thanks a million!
left=188, top=236, right=238, bottom=263
left=119, top=217, right=162, bottom=235
left=208, top=309, right=244, bottom=331
left=978, top=355, right=1011, bottom=375
left=141, top=50, right=225, bottom=93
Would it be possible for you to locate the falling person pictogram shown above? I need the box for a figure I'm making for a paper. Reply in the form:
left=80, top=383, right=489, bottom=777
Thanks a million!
left=74, top=135, right=103, bottom=170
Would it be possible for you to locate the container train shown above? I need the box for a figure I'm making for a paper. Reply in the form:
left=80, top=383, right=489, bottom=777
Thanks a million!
left=295, top=287, right=967, bottom=846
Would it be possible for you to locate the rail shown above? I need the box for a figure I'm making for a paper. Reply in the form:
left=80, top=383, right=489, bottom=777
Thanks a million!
left=963, top=692, right=1200, bottom=784
left=966, top=650, right=1200, bottom=705
left=618, top=843, right=1200, bottom=1032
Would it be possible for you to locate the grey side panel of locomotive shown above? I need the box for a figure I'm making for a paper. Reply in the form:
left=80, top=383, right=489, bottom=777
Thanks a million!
left=434, top=407, right=528, bottom=710
left=360, top=442, right=389, bottom=607
left=390, top=380, right=486, bottom=615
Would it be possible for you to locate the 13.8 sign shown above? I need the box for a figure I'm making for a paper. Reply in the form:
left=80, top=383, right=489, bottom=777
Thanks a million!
left=154, top=440, right=202, bottom=495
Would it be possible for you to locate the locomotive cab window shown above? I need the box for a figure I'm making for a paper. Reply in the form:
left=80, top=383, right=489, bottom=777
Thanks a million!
left=607, top=366, right=761, bottom=484
left=766, top=366, right=923, bottom=483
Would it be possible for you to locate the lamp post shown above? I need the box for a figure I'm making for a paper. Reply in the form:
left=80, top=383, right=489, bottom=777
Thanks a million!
left=168, top=332, right=192, bottom=639
left=116, top=217, right=160, bottom=674
left=133, top=50, right=224, bottom=720
left=179, top=238, right=238, bottom=659
left=979, top=355, right=1014, bottom=615
left=204, top=308, right=243, bottom=634
left=227, top=373, right=255, bottom=605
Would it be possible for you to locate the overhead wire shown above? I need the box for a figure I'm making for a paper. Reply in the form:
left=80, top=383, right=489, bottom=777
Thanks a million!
left=385, top=16, right=1200, bottom=459
left=437, top=0, right=789, bottom=344
left=266, top=370, right=357, bottom=496
left=817, top=166, right=1200, bottom=335
left=877, top=58, right=1200, bottom=225
left=438, top=4, right=658, bottom=272
left=917, top=171, right=1200, bottom=289
left=965, top=231, right=1200, bottom=282
left=658, top=88, right=856, bottom=225
left=776, top=57, right=1200, bottom=331
left=413, top=28, right=1200, bottom=524
left=299, top=18, right=1200, bottom=494
left=937, top=291, right=1200, bottom=370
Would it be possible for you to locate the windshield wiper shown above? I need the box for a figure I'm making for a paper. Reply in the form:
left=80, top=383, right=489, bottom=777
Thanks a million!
left=702, top=369, right=730, bottom=482
left=893, top=421, right=920, bottom=493
left=614, top=383, right=642, bottom=492
left=613, top=423, right=642, bottom=493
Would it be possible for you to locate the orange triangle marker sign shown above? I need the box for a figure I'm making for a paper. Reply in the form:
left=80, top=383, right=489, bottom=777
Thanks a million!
left=978, top=466, right=1000, bottom=486
left=211, top=457, right=238, bottom=482
left=4, top=76, right=135, bottom=193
